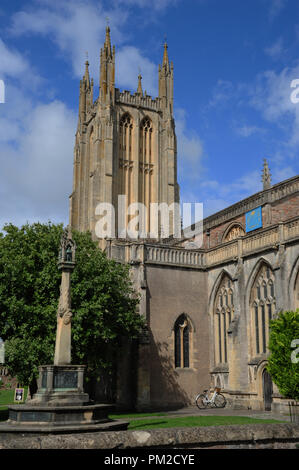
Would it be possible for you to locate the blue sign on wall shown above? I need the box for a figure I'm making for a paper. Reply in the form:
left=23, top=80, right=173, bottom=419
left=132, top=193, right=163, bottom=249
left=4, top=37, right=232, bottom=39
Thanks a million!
left=245, top=206, right=262, bottom=232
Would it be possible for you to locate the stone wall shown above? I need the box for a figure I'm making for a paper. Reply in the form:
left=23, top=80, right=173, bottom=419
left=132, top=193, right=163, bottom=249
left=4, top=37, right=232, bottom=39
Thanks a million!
left=271, top=193, right=299, bottom=224
left=145, top=264, right=209, bottom=409
left=0, top=423, right=298, bottom=449
left=109, top=214, right=299, bottom=411
left=0, top=368, right=18, bottom=390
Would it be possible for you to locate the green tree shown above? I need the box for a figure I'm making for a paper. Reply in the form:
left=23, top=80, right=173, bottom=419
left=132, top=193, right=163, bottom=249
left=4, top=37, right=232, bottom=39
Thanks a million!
left=267, top=310, right=299, bottom=401
left=0, top=222, right=143, bottom=395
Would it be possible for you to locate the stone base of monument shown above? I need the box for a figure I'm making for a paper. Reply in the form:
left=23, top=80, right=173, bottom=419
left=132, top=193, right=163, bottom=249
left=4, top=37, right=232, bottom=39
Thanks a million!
left=0, top=404, right=129, bottom=433
left=29, top=365, right=90, bottom=406
left=0, top=365, right=129, bottom=433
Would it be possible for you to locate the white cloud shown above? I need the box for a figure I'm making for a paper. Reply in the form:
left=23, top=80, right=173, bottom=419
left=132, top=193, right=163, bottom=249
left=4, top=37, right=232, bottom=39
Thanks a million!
left=10, top=1, right=126, bottom=80
left=10, top=0, right=159, bottom=95
left=0, top=36, right=76, bottom=228
left=0, top=81, right=76, bottom=229
left=208, top=80, right=234, bottom=108
left=268, top=0, right=287, bottom=20
left=264, top=37, right=284, bottom=59
left=175, top=108, right=204, bottom=181
left=181, top=170, right=265, bottom=218
left=192, top=169, right=263, bottom=219
left=195, top=160, right=297, bottom=220
left=0, top=38, right=42, bottom=92
left=16, top=101, right=76, bottom=204
left=114, top=0, right=179, bottom=10
left=179, top=156, right=297, bottom=220
left=271, top=165, right=296, bottom=182
left=234, top=124, right=266, bottom=137
left=174, top=108, right=205, bottom=210
left=116, top=46, right=157, bottom=96
left=250, top=64, right=299, bottom=146
left=0, top=39, right=29, bottom=78
left=211, top=170, right=261, bottom=200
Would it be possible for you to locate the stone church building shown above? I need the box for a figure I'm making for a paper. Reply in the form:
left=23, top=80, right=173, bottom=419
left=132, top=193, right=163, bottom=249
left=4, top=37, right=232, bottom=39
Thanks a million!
left=69, top=28, right=299, bottom=413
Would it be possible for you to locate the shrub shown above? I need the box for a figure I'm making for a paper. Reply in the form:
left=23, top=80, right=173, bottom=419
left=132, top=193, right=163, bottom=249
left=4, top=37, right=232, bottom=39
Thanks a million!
left=267, top=310, right=299, bottom=401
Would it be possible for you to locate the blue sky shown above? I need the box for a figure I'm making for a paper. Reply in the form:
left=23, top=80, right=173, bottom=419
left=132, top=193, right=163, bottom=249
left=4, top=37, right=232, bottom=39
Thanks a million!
left=0, top=0, right=299, bottom=229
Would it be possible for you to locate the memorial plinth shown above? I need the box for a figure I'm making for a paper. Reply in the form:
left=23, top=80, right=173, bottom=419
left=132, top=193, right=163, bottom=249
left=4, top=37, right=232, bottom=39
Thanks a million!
left=30, top=365, right=89, bottom=406
left=0, top=226, right=128, bottom=433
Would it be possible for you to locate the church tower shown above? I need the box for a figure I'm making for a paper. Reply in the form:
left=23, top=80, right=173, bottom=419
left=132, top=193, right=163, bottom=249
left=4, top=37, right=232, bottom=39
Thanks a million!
left=69, top=28, right=180, bottom=240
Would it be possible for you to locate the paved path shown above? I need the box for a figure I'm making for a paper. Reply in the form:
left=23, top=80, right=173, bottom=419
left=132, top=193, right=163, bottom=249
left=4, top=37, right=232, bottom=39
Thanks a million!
left=122, top=405, right=291, bottom=422
left=162, top=405, right=289, bottom=422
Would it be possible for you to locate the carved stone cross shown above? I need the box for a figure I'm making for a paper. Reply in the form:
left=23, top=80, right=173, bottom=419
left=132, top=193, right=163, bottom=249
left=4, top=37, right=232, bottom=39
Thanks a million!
left=54, top=226, right=76, bottom=365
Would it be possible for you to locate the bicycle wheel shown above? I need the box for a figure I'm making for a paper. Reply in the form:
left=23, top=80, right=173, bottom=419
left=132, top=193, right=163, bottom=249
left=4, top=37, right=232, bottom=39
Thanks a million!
left=214, top=393, right=226, bottom=408
left=195, top=394, right=208, bottom=409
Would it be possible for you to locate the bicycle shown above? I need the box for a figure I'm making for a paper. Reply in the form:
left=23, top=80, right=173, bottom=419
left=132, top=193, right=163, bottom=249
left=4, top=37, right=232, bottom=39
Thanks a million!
left=195, top=387, right=227, bottom=409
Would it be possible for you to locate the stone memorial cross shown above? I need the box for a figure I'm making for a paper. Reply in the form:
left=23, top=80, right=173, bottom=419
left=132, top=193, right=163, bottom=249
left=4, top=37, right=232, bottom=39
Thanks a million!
left=54, top=226, right=76, bottom=365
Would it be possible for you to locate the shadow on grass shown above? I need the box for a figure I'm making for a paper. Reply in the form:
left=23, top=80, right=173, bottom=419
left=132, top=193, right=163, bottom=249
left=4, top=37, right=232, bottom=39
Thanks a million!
left=127, top=415, right=287, bottom=431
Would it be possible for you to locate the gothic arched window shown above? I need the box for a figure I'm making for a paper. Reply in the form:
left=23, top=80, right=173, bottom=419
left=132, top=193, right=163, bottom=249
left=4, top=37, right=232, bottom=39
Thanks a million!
left=174, top=314, right=190, bottom=368
left=214, top=275, right=234, bottom=364
left=139, top=117, right=154, bottom=234
left=139, top=117, right=152, bottom=167
left=119, top=113, right=133, bottom=212
left=119, top=113, right=133, bottom=166
left=250, top=264, right=276, bottom=356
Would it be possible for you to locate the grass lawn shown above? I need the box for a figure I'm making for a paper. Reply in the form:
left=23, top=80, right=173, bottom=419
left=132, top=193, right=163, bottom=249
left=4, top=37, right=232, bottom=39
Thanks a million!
left=124, top=415, right=286, bottom=430
left=110, top=412, right=168, bottom=419
left=0, top=389, right=15, bottom=407
left=108, top=412, right=287, bottom=430
left=0, top=387, right=28, bottom=422
left=0, top=387, right=28, bottom=411
left=0, top=409, right=285, bottom=426
left=0, top=404, right=287, bottom=429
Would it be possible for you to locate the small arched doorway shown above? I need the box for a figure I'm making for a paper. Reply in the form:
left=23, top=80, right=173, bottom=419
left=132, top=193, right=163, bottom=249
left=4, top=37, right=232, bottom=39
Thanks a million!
left=262, top=369, right=273, bottom=411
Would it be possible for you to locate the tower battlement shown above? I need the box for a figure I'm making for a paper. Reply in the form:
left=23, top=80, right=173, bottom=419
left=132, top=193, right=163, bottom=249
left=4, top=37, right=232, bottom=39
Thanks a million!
left=116, top=89, right=162, bottom=112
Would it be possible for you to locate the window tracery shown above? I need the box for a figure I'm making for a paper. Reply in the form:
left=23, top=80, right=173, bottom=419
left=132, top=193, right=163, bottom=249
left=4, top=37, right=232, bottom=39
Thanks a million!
left=250, top=264, right=276, bottom=355
left=214, top=275, right=234, bottom=364
left=174, top=314, right=190, bottom=368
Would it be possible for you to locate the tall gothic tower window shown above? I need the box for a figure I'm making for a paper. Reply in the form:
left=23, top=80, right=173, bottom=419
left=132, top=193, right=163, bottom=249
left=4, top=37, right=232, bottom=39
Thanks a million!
left=250, top=264, right=276, bottom=356
left=119, top=113, right=133, bottom=213
left=139, top=117, right=153, bottom=234
left=214, top=276, right=234, bottom=364
left=174, top=314, right=190, bottom=368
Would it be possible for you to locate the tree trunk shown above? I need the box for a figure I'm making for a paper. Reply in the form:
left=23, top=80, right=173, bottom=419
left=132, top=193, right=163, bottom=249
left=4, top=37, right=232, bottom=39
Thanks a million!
left=29, top=377, right=38, bottom=398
